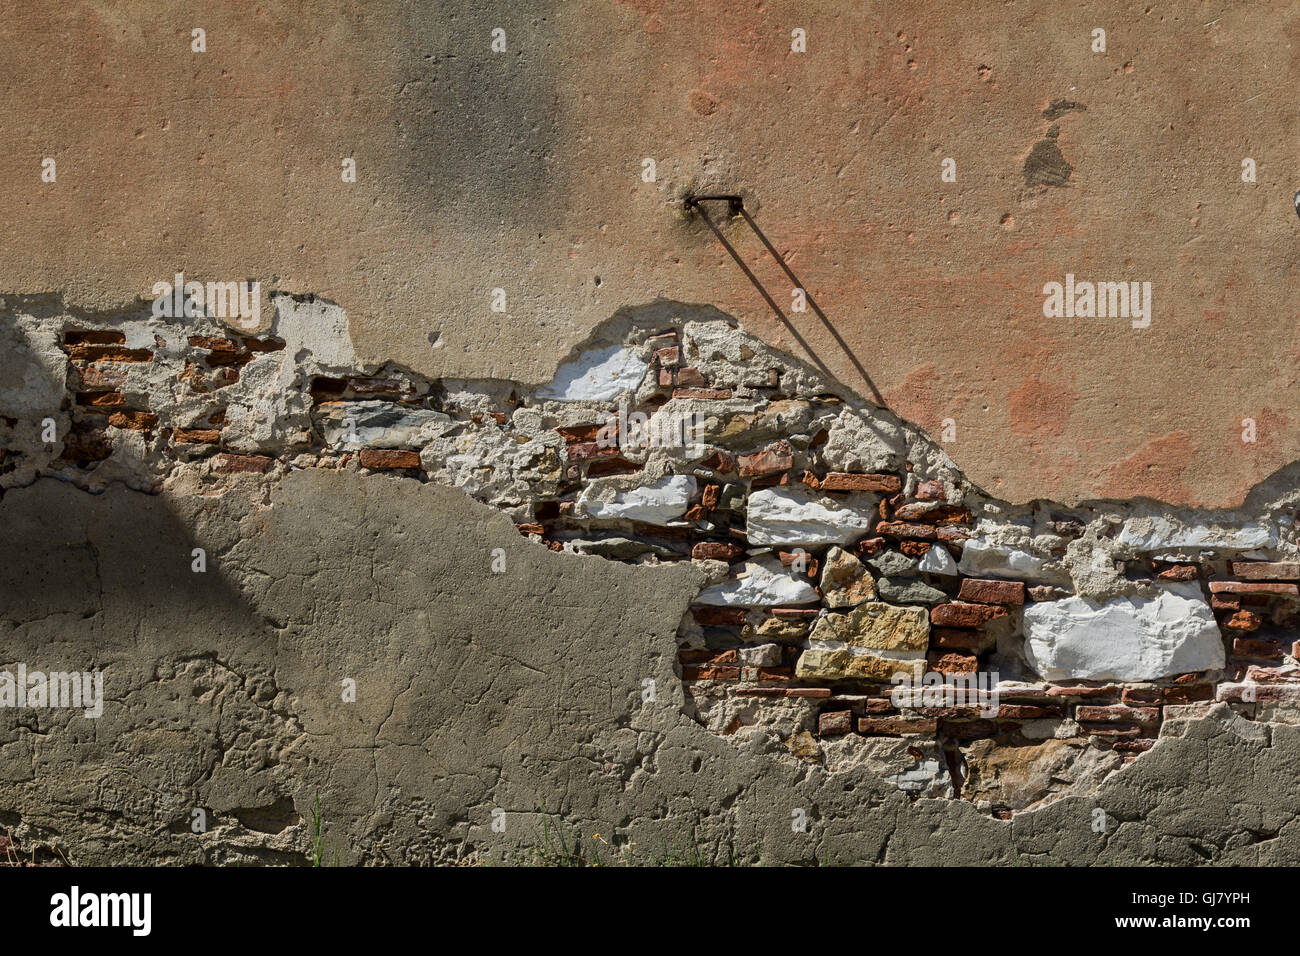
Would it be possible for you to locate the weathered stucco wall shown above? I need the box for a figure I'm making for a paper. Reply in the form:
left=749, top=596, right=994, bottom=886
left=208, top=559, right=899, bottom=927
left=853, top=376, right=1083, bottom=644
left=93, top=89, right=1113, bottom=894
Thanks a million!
left=1, top=1, right=1298, bottom=505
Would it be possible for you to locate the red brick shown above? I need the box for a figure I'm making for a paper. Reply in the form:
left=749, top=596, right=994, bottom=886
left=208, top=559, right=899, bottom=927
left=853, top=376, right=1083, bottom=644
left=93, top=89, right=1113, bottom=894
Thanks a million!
left=679, top=649, right=738, bottom=665
left=1121, top=686, right=1164, bottom=705
left=654, top=346, right=680, bottom=365
left=359, top=448, right=421, bottom=470
left=1209, top=581, right=1299, bottom=596
left=996, top=704, right=1062, bottom=719
left=76, top=365, right=129, bottom=389
left=862, top=698, right=895, bottom=714
left=914, top=479, right=946, bottom=500
left=1076, top=705, right=1159, bottom=727
left=675, top=366, right=708, bottom=387
left=515, top=523, right=544, bottom=535
left=854, top=537, right=886, bottom=556
left=858, top=717, right=937, bottom=735
left=691, top=606, right=746, bottom=626
left=936, top=526, right=971, bottom=542
left=754, top=667, right=794, bottom=683
left=820, top=472, right=901, bottom=493
left=927, top=650, right=978, bottom=674
left=1156, top=564, right=1199, bottom=581
left=1078, top=723, right=1144, bottom=738
left=691, top=541, right=745, bottom=562
left=1112, top=739, right=1156, bottom=753
left=76, top=390, right=124, bottom=408
left=172, top=428, right=221, bottom=444
left=1211, top=593, right=1241, bottom=611
left=957, top=578, right=1026, bottom=605
left=778, top=552, right=818, bottom=577
left=931, top=627, right=984, bottom=651
left=876, top=521, right=937, bottom=540
left=931, top=602, right=1008, bottom=628
left=771, top=607, right=820, bottom=619
left=1231, top=561, right=1300, bottom=581
left=1233, top=637, right=1282, bottom=660
left=565, top=441, right=618, bottom=461
left=681, top=665, right=740, bottom=681
left=556, top=424, right=602, bottom=443
left=673, top=387, right=732, bottom=400
left=64, top=329, right=126, bottom=345
left=818, top=710, right=853, bottom=735
left=1047, top=684, right=1118, bottom=699
left=782, top=688, right=832, bottom=699
left=107, top=410, right=158, bottom=431
left=701, top=484, right=721, bottom=509
left=658, top=369, right=673, bottom=387
left=1163, top=684, right=1213, bottom=704
left=698, top=450, right=734, bottom=473
left=899, top=540, right=931, bottom=558
left=737, top=441, right=793, bottom=477
left=211, top=453, right=272, bottom=474
left=892, top=503, right=972, bottom=524
left=1226, top=610, right=1262, bottom=632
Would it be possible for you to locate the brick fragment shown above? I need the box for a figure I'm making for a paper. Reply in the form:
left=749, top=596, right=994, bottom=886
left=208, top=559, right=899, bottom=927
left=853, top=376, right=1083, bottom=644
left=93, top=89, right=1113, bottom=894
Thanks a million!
left=211, top=453, right=272, bottom=474
left=996, top=704, right=1062, bottom=719
left=957, top=578, right=1025, bottom=605
left=672, top=387, right=732, bottom=400
left=76, top=365, right=129, bottom=389
left=927, top=651, right=978, bottom=674
left=931, top=627, right=984, bottom=651
left=821, top=472, right=901, bottom=493
left=892, top=502, right=972, bottom=524
left=782, top=688, right=831, bottom=699
left=1163, top=683, right=1213, bottom=704
left=654, top=346, right=680, bottom=365
left=66, top=344, right=153, bottom=363
left=107, top=410, right=158, bottom=431
left=1210, top=593, right=1241, bottom=611
left=691, top=541, right=745, bottom=562
left=76, top=391, right=124, bottom=408
left=64, top=329, right=126, bottom=345
left=1076, top=705, right=1159, bottom=727
left=1226, top=610, right=1262, bottom=632
left=930, top=602, right=1008, bottom=628
left=1233, top=637, right=1281, bottom=660
left=701, top=484, right=720, bottom=509
left=1231, top=561, right=1300, bottom=581
left=1121, top=686, right=1164, bottom=705
left=359, top=448, right=421, bottom=470
left=737, top=441, right=793, bottom=477
left=172, top=428, right=221, bottom=444
left=1112, top=739, right=1156, bottom=753
left=565, top=441, right=617, bottom=461
left=862, top=698, right=895, bottom=714
left=675, top=366, right=708, bottom=387
left=771, top=607, right=820, bottom=619
left=556, top=424, right=602, bottom=443
left=858, top=717, right=937, bottom=735
left=899, top=541, right=931, bottom=558
left=515, top=523, right=544, bottom=535
left=876, top=521, right=937, bottom=540
left=1209, top=581, right=1299, bottom=596
left=1156, top=564, right=1198, bottom=581
left=818, top=711, right=853, bottom=736
left=679, top=649, right=737, bottom=665
left=854, top=537, right=886, bottom=557
left=914, top=479, right=946, bottom=500
left=935, top=526, right=971, bottom=542
left=681, top=665, right=739, bottom=681
left=691, top=606, right=746, bottom=627
left=698, top=450, right=734, bottom=473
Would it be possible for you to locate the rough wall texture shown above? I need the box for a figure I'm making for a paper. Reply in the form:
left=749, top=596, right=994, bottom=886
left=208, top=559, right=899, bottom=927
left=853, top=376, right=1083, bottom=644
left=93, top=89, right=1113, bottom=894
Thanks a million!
left=2, top=294, right=1299, bottom=864
left=2, top=1, right=1298, bottom=505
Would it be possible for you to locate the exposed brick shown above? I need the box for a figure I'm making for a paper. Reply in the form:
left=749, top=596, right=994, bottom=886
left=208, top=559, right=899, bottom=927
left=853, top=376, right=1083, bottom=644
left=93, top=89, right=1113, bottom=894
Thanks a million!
left=936, top=526, right=971, bottom=542
left=931, top=627, right=984, bottom=651
left=556, top=424, right=602, bottom=443
left=876, top=521, right=937, bottom=540
left=1076, top=705, right=1159, bottom=727
left=515, top=523, right=544, bottom=535
left=654, top=346, right=680, bottom=365
left=892, top=502, right=972, bottom=524
left=1233, top=637, right=1282, bottom=660
left=899, top=540, right=931, bottom=558
left=854, top=536, right=886, bottom=557
left=673, top=387, right=732, bottom=400
left=691, top=541, right=745, bottom=562
left=1027, top=585, right=1058, bottom=602
left=863, top=698, right=895, bottom=714
left=783, top=688, right=831, bottom=699
left=778, top=552, right=819, bottom=577
left=76, top=365, right=129, bottom=390
left=957, top=578, right=1025, bottom=605
left=1077, top=723, right=1143, bottom=738
left=76, top=391, right=124, bottom=408
left=675, top=366, right=708, bottom=388
left=681, top=665, right=740, bottom=681
left=818, top=710, right=853, bottom=735
left=701, top=484, right=720, bottom=509
left=1209, top=581, right=1299, bottom=596
left=691, top=606, right=746, bottom=626
left=64, top=329, right=126, bottom=345
left=996, top=704, right=1062, bottom=719
left=1047, top=684, right=1118, bottom=699
left=585, top=457, right=641, bottom=477
left=211, top=453, right=272, bottom=474
left=1112, top=739, right=1156, bottom=753
left=1156, top=564, right=1199, bottom=581
left=658, top=369, right=674, bottom=387
left=931, top=602, right=1008, bottom=628
left=914, top=479, right=946, bottom=500
left=821, top=472, right=901, bottom=493
left=172, top=428, right=221, bottom=444
left=1226, top=610, right=1262, bottom=632
left=1231, top=561, right=1300, bottom=581
left=679, top=649, right=738, bottom=665
left=858, top=717, right=937, bottom=735
left=737, top=441, right=793, bottom=477
left=107, top=410, right=158, bottom=431
left=698, top=449, right=734, bottom=473
left=66, top=344, right=153, bottom=363
left=754, top=666, right=794, bottom=683
left=1211, top=593, right=1241, bottom=611
left=927, top=650, right=978, bottom=674
left=1163, top=683, right=1213, bottom=704
left=359, top=448, right=421, bottom=470
left=565, top=441, right=618, bottom=461
left=771, top=607, right=820, bottom=619
left=1121, top=686, right=1164, bottom=705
